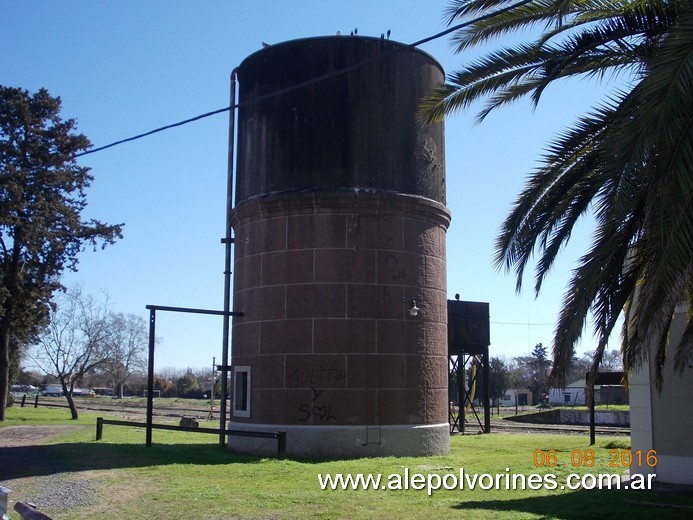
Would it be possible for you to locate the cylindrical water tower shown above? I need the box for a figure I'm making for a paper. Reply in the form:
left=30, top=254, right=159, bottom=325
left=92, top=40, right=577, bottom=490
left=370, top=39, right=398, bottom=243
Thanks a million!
left=229, top=36, right=450, bottom=457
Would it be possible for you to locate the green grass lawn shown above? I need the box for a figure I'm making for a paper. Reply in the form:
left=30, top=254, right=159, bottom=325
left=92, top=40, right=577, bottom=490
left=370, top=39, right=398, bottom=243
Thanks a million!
left=1, top=407, right=691, bottom=519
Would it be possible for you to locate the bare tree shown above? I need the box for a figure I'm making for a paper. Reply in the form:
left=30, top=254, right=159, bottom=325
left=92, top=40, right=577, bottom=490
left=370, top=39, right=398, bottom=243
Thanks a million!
left=564, top=350, right=623, bottom=383
left=98, top=312, right=147, bottom=398
left=31, top=287, right=111, bottom=419
left=600, top=349, right=624, bottom=372
left=566, top=354, right=592, bottom=384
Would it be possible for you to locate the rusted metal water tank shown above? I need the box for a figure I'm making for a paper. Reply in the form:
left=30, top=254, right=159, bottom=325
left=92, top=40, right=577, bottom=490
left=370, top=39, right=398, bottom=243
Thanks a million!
left=229, top=36, right=450, bottom=457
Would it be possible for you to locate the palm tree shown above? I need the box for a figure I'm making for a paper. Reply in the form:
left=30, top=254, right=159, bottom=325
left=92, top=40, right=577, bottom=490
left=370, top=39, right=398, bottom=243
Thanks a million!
left=420, top=0, right=693, bottom=388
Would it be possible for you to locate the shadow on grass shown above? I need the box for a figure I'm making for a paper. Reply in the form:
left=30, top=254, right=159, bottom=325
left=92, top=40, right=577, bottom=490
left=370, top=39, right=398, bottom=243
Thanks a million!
left=0, top=442, right=268, bottom=480
left=452, top=488, right=693, bottom=520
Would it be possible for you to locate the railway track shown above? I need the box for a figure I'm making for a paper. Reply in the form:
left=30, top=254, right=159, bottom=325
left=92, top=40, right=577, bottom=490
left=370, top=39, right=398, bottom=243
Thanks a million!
left=21, top=396, right=218, bottom=422
left=454, top=419, right=629, bottom=436
left=27, top=397, right=631, bottom=436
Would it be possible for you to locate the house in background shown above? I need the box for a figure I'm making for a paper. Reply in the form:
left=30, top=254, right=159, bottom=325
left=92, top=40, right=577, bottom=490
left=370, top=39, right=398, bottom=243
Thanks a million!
left=548, top=379, right=586, bottom=406
left=548, top=378, right=629, bottom=406
left=501, top=388, right=534, bottom=407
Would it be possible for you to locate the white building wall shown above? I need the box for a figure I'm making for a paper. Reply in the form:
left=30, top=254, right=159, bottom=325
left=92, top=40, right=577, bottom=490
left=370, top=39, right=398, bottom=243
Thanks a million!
left=548, top=386, right=586, bottom=406
left=630, top=304, right=693, bottom=485
left=501, top=389, right=533, bottom=407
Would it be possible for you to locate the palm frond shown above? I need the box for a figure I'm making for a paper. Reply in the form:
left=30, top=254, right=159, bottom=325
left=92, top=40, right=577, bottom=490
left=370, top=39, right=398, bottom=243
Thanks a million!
left=430, top=0, right=693, bottom=391
left=449, top=0, right=566, bottom=52
left=495, top=103, right=618, bottom=287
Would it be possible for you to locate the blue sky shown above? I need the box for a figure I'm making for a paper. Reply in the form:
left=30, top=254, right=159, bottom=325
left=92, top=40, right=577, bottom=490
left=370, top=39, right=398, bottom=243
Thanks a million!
left=2, top=1, right=621, bottom=371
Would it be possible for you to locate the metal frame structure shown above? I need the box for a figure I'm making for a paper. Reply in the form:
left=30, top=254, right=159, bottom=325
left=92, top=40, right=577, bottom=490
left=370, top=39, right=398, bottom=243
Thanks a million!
left=448, top=299, right=490, bottom=434
left=145, top=304, right=244, bottom=447
left=449, top=350, right=490, bottom=434
left=96, top=417, right=286, bottom=458
left=587, top=371, right=625, bottom=445
left=130, top=73, right=242, bottom=451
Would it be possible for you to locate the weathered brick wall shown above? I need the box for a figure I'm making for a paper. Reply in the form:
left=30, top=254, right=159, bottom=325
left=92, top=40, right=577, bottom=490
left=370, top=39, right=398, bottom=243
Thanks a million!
left=231, top=190, right=450, bottom=428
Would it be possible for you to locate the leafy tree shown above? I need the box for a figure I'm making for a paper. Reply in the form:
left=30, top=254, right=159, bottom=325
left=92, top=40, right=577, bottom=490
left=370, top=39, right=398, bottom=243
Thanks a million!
left=531, top=343, right=547, bottom=363
left=530, top=342, right=549, bottom=398
left=488, top=356, right=508, bottom=405
left=0, top=86, right=122, bottom=419
left=506, top=355, right=533, bottom=390
left=7, top=337, right=21, bottom=397
left=17, top=367, right=44, bottom=388
left=176, top=369, right=201, bottom=398
left=421, top=0, right=693, bottom=388
left=154, top=375, right=176, bottom=397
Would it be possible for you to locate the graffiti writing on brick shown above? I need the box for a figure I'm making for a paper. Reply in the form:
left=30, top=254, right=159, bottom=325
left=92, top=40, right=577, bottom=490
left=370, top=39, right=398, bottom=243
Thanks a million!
left=297, top=387, right=337, bottom=422
left=382, top=253, right=407, bottom=282
left=287, top=366, right=346, bottom=388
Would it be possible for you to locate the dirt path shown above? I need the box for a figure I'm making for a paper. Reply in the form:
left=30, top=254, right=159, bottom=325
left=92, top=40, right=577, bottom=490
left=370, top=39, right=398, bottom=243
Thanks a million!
left=1, top=425, right=99, bottom=517
left=0, top=425, right=82, bottom=447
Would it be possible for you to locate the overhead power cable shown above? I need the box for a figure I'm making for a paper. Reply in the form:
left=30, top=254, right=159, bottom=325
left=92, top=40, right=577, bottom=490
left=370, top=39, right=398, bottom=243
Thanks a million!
left=0, top=0, right=533, bottom=180
left=74, top=0, right=534, bottom=158
left=491, top=321, right=555, bottom=326
left=75, top=106, right=231, bottom=157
